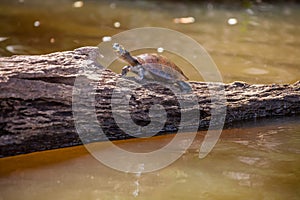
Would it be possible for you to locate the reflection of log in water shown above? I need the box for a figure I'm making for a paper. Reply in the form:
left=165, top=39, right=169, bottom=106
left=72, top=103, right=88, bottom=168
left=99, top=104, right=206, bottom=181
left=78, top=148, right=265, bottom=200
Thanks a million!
left=0, top=47, right=299, bottom=157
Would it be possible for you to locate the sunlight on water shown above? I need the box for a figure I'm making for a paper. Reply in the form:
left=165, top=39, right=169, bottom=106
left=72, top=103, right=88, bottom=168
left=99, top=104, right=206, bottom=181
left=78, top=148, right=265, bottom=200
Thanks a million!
left=0, top=37, right=8, bottom=42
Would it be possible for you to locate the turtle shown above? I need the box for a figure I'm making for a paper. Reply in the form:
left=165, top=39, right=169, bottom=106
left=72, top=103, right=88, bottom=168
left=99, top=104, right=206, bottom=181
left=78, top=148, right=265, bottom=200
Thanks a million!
left=113, top=43, right=192, bottom=92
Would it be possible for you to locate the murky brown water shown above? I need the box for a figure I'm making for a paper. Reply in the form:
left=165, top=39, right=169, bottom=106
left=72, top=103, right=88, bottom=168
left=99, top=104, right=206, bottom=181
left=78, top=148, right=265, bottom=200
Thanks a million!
left=0, top=0, right=299, bottom=83
left=1, top=117, right=299, bottom=200
left=0, top=0, right=299, bottom=199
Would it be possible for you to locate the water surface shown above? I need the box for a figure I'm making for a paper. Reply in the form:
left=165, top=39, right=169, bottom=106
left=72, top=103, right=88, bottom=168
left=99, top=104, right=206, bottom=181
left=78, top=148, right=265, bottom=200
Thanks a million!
left=0, top=117, right=299, bottom=200
left=0, top=1, right=299, bottom=199
left=0, top=0, right=299, bottom=83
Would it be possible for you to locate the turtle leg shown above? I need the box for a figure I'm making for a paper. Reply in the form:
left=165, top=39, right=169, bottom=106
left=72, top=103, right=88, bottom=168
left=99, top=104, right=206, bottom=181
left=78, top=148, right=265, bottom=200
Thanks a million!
left=121, top=65, right=131, bottom=76
left=177, top=81, right=192, bottom=93
left=135, top=66, right=145, bottom=81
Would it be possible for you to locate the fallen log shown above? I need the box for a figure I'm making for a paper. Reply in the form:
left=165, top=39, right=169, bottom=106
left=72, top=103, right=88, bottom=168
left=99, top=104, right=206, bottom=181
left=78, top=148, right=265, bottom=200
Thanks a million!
left=0, top=47, right=299, bottom=157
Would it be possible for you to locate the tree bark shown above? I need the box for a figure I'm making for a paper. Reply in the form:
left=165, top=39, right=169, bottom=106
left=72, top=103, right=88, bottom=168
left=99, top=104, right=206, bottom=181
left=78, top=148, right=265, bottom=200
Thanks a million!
left=0, top=47, right=299, bottom=157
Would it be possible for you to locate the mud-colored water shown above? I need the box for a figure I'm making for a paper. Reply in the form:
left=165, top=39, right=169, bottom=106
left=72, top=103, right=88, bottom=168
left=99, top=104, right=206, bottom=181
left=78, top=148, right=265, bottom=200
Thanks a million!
left=0, top=0, right=299, bottom=83
left=1, top=117, right=299, bottom=200
left=0, top=1, right=299, bottom=199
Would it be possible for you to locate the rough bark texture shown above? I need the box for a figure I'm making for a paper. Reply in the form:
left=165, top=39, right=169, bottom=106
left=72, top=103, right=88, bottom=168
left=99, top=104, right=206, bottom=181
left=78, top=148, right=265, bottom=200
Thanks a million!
left=0, top=47, right=299, bottom=157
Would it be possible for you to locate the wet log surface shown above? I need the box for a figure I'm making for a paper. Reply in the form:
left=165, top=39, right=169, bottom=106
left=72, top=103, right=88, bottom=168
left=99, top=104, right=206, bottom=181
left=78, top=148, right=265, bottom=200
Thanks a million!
left=0, top=47, right=299, bottom=157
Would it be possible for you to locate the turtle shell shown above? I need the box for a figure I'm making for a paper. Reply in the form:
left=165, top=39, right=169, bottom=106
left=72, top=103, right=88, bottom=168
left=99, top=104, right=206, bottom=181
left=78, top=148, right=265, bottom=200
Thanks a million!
left=134, top=54, right=188, bottom=82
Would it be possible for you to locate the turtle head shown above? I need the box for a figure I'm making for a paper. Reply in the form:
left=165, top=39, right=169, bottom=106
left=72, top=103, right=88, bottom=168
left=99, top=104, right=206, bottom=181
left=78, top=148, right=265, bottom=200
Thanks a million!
left=113, top=43, right=140, bottom=66
left=113, top=43, right=128, bottom=57
left=121, top=65, right=131, bottom=76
